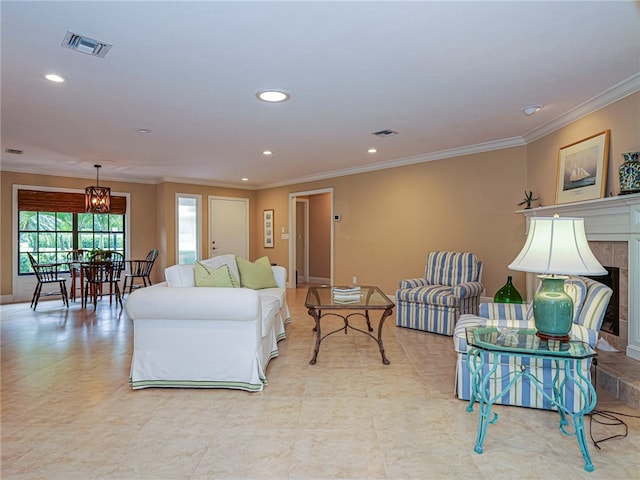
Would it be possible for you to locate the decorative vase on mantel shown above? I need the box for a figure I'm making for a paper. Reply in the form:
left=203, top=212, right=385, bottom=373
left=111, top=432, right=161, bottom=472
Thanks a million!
left=619, top=151, right=640, bottom=195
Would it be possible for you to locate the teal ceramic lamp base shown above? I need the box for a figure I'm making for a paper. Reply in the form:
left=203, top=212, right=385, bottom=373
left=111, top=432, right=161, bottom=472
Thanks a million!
left=533, top=275, right=573, bottom=341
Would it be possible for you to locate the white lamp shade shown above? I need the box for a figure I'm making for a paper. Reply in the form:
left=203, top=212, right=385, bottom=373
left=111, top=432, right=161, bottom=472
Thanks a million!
left=508, top=216, right=606, bottom=275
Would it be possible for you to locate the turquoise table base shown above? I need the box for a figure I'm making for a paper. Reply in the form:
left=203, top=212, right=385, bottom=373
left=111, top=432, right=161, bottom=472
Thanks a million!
left=465, top=327, right=597, bottom=472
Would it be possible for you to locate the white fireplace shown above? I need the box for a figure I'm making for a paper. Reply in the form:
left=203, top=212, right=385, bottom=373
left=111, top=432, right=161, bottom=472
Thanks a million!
left=519, top=193, right=640, bottom=361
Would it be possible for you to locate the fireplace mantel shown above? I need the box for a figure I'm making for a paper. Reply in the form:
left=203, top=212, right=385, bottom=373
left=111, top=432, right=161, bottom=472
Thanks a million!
left=517, top=193, right=640, bottom=361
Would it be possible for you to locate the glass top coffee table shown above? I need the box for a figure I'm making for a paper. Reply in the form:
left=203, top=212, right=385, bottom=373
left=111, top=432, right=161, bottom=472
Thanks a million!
left=304, top=285, right=395, bottom=365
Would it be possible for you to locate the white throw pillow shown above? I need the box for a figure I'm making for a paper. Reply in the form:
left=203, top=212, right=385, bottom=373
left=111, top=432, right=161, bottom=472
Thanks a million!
left=200, top=254, right=240, bottom=284
left=165, top=264, right=196, bottom=287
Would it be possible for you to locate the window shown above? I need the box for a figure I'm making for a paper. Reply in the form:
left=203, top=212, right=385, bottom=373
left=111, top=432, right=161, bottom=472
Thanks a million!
left=19, top=211, right=73, bottom=269
left=177, top=194, right=200, bottom=264
left=18, top=212, right=125, bottom=274
left=17, top=189, right=126, bottom=274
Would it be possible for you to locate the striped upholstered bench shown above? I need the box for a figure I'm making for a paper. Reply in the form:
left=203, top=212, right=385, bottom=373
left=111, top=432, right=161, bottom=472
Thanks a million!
left=453, top=276, right=612, bottom=411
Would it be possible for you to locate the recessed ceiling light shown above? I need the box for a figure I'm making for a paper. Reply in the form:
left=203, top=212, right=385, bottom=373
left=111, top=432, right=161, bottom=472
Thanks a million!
left=522, top=105, right=543, bottom=116
left=136, top=128, right=151, bottom=133
left=256, top=90, right=290, bottom=103
left=368, top=148, right=377, bottom=153
left=241, top=177, right=249, bottom=182
left=263, top=150, right=273, bottom=156
left=45, top=73, right=65, bottom=83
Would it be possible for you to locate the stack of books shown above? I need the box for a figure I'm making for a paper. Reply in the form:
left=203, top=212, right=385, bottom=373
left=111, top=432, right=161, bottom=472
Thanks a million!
left=332, top=286, right=361, bottom=303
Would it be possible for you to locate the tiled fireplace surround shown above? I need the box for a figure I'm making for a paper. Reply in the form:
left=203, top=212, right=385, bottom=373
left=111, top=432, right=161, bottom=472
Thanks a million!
left=519, top=193, right=640, bottom=361
left=589, top=241, right=629, bottom=351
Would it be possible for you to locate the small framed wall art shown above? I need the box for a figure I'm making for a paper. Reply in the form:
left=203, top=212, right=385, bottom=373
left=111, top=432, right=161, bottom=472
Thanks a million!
left=556, top=130, right=610, bottom=204
left=263, top=209, right=274, bottom=248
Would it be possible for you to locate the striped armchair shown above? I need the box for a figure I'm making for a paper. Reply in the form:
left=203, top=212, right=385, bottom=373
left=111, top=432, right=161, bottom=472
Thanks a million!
left=453, top=276, right=612, bottom=411
left=396, top=251, right=484, bottom=336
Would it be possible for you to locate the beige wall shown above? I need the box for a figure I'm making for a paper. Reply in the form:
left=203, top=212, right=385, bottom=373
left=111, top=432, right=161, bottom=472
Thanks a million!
left=253, top=146, right=528, bottom=295
left=251, top=187, right=289, bottom=266
left=329, top=150, right=527, bottom=295
left=527, top=92, right=640, bottom=204
left=2, top=92, right=637, bottom=300
left=250, top=93, right=638, bottom=296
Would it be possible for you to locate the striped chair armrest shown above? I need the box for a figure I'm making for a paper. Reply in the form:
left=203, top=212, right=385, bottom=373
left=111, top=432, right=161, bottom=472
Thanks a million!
left=570, top=323, right=598, bottom=347
left=398, top=278, right=429, bottom=289
left=479, top=302, right=532, bottom=320
left=453, top=314, right=485, bottom=353
left=576, top=277, right=613, bottom=334
left=453, top=281, right=484, bottom=299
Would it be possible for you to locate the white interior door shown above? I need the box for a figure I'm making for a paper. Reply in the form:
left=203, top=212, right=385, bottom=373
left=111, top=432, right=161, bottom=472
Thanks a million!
left=208, top=196, right=249, bottom=258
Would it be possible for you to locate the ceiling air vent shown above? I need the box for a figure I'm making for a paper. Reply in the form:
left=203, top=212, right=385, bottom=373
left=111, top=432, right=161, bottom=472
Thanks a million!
left=372, top=129, right=399, bottom=137
left=61, top=31, right=112, bottom=58
left=5, top=148, right=24, bottom=155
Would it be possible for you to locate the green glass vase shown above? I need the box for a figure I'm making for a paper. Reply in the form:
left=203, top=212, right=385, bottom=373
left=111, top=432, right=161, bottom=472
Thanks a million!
left=494, top=276, right=523, bottom=304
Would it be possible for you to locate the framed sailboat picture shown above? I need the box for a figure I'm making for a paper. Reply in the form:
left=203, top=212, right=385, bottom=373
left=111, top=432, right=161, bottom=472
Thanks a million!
left=556, top=130, right=609, bottom=204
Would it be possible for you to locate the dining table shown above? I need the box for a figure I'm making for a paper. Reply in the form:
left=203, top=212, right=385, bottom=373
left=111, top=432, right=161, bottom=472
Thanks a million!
left=66, top=258, right=119, bottom=306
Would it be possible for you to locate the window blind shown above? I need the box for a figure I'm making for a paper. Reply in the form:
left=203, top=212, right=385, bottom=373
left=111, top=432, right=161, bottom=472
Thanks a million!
left=18, top=189, right=126, bottom=214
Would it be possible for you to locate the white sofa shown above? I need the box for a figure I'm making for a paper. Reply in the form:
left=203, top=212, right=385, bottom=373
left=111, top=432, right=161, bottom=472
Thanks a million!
left=125, top=255, right=290, bottom=392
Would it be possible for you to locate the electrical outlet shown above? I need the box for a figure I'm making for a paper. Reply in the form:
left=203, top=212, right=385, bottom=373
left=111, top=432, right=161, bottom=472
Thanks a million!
left=352, top=276, right=357, bottom=284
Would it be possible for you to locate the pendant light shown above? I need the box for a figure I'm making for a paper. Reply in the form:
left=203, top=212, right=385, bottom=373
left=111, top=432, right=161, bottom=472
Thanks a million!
left=85, top=164, right=111, bottom=213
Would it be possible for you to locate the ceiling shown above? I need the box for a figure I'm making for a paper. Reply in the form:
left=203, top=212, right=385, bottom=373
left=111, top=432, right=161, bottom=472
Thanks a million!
left=1, top=1, right=639, bottom=189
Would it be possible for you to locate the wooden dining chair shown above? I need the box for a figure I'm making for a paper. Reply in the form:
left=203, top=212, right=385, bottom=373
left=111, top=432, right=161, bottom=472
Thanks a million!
left=27, top=253, right=69, bottom=310
left=66, top=249, right=87, bottom=302
left=82, top=259, right=124, bottom=310
left=83, top=251, right=125, bottom=309
left=123, top=249, right=158, bottom=295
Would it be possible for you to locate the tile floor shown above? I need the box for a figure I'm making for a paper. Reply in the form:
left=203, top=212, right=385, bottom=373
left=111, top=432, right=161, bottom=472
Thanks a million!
left=2, top=287, right=639, bottom=479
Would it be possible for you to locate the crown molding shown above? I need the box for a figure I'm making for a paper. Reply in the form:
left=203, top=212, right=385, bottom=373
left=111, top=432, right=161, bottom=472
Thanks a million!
left=159, top=176, right=257, bottom=190
left=260, top=137, right=526, bottom=189
left=0, top=166, right=156, bottom=185
left=523, top=73, right=640, bottom=144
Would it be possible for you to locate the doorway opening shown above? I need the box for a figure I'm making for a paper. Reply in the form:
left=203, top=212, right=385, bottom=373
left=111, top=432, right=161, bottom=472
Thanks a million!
left=288, top=188, right=333, bottom=288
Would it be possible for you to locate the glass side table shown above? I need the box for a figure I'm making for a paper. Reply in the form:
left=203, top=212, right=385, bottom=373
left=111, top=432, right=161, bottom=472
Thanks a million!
left=465, top=326, right=598, bottom=472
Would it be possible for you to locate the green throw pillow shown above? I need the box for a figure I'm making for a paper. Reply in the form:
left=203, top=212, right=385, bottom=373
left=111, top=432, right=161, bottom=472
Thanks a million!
left=194, top=261, right=240, bottom=288
left=236, top=256, right=278, bottom=289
